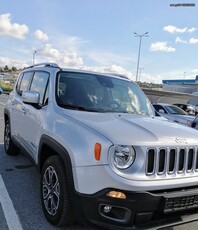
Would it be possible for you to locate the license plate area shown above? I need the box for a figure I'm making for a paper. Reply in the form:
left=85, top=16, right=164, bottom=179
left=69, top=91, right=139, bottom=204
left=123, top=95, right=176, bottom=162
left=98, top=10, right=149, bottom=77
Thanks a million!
left=164, top=195, right=198, bottom=213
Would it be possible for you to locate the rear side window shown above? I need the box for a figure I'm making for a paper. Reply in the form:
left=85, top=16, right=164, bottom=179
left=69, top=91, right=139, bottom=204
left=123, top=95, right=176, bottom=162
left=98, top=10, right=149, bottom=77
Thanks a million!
left=16, top=71, right=49, bottom=106
left=30, top=72, right=49, bottom=105
left=17, top=72, right=33, bottom=96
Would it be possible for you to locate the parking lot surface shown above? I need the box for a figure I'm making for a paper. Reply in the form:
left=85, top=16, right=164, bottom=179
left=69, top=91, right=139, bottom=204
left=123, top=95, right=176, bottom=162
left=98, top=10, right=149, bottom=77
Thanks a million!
left=0, top=93, right=198, bottom=230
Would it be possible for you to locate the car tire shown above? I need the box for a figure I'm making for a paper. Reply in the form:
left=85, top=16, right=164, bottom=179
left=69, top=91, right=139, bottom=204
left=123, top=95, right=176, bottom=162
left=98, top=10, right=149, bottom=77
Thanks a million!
left=41, top=155, right=75, bottom=226
left=4, top=120, right=20, bottom=155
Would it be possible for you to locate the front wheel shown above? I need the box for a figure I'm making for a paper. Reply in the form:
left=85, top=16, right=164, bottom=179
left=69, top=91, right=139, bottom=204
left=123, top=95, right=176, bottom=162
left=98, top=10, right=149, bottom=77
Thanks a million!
left=41, top=155, right=75, bottom=226
left=4, top=120, right=20, bottom=155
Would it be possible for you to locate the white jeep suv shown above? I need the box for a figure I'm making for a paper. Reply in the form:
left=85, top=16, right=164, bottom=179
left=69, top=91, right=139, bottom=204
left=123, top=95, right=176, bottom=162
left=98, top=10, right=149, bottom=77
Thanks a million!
left=4, top=63, right=198, bottom=230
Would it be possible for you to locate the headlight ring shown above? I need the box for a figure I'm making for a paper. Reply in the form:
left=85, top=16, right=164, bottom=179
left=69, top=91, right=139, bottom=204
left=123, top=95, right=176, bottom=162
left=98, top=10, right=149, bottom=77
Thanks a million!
left=112, top=145, right=135, bottom=170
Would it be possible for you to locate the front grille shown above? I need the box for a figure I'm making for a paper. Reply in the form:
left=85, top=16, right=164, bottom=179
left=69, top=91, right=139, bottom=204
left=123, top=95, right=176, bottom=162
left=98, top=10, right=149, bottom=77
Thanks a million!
left=164, top=195, right=198, bottom=213
left=146, top=147, right=198, bottom=176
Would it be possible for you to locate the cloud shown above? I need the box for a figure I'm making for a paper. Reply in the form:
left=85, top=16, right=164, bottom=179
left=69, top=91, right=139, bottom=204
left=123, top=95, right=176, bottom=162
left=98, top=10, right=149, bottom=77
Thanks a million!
left=175, top=36, right=187, bottom=44
left=0, top=56, right=28, bottom=68
left=0, top=13, right=29, bottom=39
left=188, top=28, right=197, bottom=33
left=163, top=25, right=196, bottom=33
left=61, top=36, right=88, bottom=47
left=34, top=29, right=49, bottom=42
left=191, top=69, right=198, bottom=73
left=175, top=36, right=198, bottom=44
left=86, top=51, right=134, bottom=67
left=83, top=65, right=134, bottom=80
left=138, top=73, right=163, bottom=84
left=189, top=37, right=198, bottom=44
left=38, top=44, right=60, bottom=59
left=149, top=42, right=176, bottom=52
left=37, top=43, right=83, bottom=66
left=52, top=34, right=88, bottom=52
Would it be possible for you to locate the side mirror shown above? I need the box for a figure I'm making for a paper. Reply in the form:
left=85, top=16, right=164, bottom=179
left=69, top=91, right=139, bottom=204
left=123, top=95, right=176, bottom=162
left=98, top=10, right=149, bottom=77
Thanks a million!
left=158, top=109, right=165, bottom=113
left=22, top=91, right=40, bottom=105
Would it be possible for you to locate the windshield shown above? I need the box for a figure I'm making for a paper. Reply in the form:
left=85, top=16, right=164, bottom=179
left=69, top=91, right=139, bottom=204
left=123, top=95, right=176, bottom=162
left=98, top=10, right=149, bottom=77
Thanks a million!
left=165, top=105, right=188, bottom=115
left=56, top=72, right=153, bottom=116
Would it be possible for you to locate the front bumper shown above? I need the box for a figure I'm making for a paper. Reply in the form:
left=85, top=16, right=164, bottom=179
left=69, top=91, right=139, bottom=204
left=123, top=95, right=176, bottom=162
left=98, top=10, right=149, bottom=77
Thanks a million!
left=74, top=186, right=198, bottom=230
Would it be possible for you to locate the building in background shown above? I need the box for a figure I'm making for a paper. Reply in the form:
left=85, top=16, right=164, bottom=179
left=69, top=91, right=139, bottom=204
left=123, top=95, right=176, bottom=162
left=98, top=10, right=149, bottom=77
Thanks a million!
left=162, top=75, right=198, bottom=95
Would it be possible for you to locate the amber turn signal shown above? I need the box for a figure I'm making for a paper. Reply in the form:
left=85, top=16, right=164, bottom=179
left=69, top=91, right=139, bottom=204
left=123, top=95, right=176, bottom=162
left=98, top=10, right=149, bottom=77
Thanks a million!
left=106, top=191, right=126, bottom=199
left=94, top=143, right=101, bottom=161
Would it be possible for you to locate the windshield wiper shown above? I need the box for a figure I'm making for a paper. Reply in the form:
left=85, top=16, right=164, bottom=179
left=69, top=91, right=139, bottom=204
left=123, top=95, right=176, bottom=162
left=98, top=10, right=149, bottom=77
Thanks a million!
left=58, top=102, right=101, bottom=112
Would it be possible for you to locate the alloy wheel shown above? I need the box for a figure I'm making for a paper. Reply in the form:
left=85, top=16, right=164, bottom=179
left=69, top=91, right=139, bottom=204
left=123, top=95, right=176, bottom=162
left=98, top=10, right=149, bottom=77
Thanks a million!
left=42, top=166, right=60, bottom=216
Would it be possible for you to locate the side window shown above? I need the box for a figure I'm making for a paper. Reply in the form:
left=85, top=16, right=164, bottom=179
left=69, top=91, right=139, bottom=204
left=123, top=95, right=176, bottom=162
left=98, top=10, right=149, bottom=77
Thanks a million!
left=17, top=72, right=33, bottom=96
left=16, top=74, right=23, bottom=94
left=30, top=71, right=49, bottom=105
left=154, top=105, right=162, bottom=112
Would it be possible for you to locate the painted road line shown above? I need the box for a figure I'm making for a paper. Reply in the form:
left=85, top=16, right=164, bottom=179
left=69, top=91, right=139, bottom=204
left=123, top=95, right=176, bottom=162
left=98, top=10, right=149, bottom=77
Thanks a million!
left=0, top=175, right=23, bottom=230
left=0, top=102, right=5, bottom=106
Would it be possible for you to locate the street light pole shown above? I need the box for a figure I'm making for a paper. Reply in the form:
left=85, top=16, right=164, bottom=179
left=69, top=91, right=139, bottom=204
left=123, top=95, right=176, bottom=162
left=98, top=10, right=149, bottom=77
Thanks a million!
left=139, top=67, right=144, bottom=82
left=33, top=50, right=37, bottom=65
left=134, top=32, right=148, bottom=82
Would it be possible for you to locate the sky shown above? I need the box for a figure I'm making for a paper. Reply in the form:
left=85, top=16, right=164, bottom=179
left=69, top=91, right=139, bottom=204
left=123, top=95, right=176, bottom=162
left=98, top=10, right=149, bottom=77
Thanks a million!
left=0, top=0, right=198, bottom=83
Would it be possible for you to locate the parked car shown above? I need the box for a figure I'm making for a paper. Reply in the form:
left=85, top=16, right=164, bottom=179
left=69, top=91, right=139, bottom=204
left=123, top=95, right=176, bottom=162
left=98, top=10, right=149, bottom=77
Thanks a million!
left=190, top=115, right=198, bottom=129
left=0, top=87, right=3, bottom=94
left=153, top=103, right=194, bottom=126
left=4, top=63, right=198, bottom=230
left=173, top=103, right=196, bottom=116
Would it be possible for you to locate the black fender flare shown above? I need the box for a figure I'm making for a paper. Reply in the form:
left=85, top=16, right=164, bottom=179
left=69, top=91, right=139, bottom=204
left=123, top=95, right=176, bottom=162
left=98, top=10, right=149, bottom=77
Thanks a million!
left=4, top=108, right=10, bottom=122
left=38, top=134, right=75, bottom=192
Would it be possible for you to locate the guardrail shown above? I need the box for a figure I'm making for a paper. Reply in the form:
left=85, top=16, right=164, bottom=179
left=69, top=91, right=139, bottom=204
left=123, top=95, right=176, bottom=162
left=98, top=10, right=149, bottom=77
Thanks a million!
left=143, top=88, right=198, bottom=104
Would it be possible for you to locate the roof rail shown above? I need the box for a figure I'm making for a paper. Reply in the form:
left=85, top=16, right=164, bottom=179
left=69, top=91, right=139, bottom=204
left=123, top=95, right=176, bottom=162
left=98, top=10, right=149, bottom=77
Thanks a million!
left=107, top=72, right=130, bottom=80
left=25, top=62, right=60, bottom=70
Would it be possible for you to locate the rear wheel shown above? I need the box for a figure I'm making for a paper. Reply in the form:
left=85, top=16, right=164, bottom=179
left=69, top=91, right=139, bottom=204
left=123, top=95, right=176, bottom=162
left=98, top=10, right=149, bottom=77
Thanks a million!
left=4, top=120, right=20, bottom=155
left=41, top=155, right=75, bottom=226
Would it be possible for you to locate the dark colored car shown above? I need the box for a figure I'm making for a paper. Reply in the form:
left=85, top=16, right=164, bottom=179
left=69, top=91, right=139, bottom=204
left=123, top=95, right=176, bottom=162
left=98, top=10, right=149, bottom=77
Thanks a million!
left=174, top=103, right=196, bottom=116
left=190, top=115, right=198, bottom=129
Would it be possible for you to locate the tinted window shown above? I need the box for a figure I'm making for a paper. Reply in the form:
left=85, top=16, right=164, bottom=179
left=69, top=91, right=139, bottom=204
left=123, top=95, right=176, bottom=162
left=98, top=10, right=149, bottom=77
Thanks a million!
left=165, top=105, right=187, bottom=115
left=30, top=71, right=49, bottom=105
left=56, top=72, right=153, bottom=115
left=153, top=104, right=163, bottom=112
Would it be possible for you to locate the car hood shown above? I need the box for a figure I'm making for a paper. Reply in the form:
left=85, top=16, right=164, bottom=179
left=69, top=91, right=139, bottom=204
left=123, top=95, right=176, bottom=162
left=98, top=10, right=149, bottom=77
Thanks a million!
left=63, top=111, right=198, bottom=146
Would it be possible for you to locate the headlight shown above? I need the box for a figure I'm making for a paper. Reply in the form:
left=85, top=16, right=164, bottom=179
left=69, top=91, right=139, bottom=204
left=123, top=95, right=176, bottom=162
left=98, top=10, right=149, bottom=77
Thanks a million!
left=112, top=145, right=135, bottom=169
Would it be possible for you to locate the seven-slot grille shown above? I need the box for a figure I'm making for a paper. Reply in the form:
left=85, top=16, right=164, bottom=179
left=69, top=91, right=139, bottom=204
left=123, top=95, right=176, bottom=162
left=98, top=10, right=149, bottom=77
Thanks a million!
left=146, top=147, right=198, bottom=176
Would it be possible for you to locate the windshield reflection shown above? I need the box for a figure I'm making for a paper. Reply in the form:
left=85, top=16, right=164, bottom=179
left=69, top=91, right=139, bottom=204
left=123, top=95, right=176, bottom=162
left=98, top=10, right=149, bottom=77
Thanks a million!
left=56, top=72, right=153, bottom=116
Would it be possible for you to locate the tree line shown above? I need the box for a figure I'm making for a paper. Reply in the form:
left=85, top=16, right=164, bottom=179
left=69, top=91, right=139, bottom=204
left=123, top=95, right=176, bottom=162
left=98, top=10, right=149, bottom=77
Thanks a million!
left=0, top=65, right=19, bottom=73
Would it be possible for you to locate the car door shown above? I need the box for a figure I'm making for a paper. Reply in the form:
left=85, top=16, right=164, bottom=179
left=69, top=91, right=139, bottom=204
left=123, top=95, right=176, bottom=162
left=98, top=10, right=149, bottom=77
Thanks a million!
left=20, top=71, right=49, bottom=160
left=11, top=72, right=33, bottom=142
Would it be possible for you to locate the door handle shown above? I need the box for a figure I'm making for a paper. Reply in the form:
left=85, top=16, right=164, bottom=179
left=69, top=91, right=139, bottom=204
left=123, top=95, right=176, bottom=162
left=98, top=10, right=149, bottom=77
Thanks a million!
left=21, top=108, right=26, bottom=114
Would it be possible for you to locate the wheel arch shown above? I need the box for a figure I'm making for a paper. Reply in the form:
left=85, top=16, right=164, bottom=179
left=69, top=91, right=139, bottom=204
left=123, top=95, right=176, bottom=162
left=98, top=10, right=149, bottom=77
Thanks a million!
left=4, top=108, right=10, bottom=123
left=38, top=135, right=75, bottom=190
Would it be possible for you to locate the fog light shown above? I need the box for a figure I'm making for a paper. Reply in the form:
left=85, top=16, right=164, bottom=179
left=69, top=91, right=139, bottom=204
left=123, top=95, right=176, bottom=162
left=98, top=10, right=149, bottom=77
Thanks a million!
left=106, top=191, right=126, bottom=199
left=104, top=205, right=112, bottom=213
